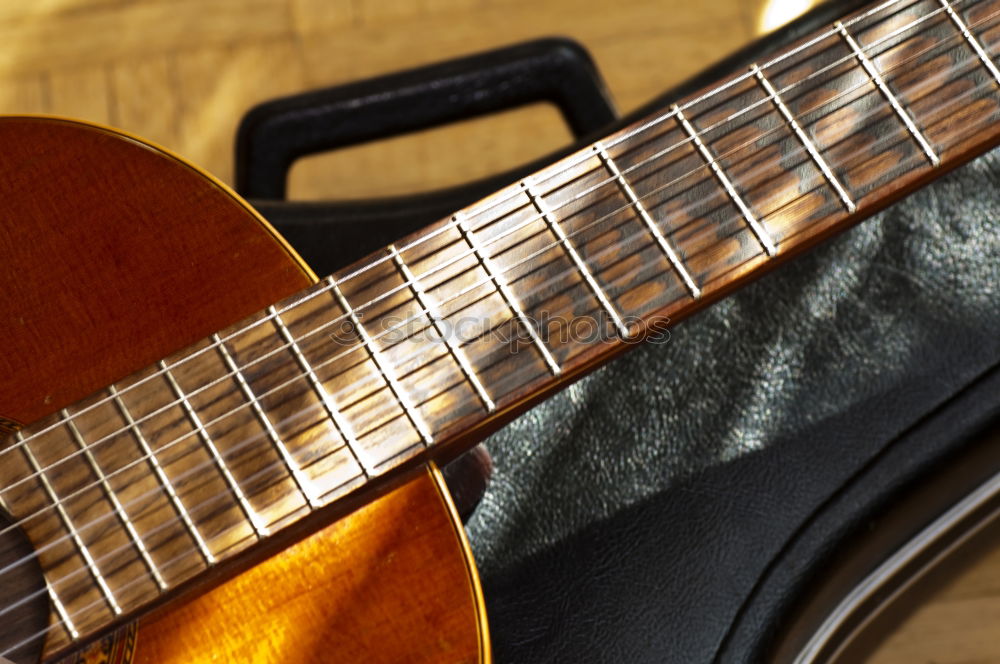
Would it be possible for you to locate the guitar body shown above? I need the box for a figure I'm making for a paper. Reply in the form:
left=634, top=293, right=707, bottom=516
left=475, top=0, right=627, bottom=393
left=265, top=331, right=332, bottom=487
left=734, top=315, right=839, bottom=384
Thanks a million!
left=0, top=117, right=488, bottom=663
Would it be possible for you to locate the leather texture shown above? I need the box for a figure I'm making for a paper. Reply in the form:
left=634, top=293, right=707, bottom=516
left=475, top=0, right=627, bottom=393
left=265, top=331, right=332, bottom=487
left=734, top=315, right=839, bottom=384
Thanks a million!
left=466, top=163, right=1000, bottom=660
left=236, top=37, right=615, bottom=200
left=465, top=57, right=1000, bottom=664
left=242, top=35, right=616, bottom=273
left=243, top=3, right=1000, bottom=660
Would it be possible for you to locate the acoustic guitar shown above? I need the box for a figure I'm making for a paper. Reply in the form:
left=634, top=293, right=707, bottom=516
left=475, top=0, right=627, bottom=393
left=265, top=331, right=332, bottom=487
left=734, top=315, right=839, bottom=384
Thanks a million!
left=2, top=0, right=1000, bottom=661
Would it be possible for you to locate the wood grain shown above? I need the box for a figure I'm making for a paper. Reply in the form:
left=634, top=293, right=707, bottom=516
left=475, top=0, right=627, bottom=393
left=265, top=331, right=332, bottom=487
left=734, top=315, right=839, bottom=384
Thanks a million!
left=11, top=5, right=1000, bottom=658
left=863, top=536, right=1000, bottom=663
left=0, top=117, right=485, bottom=662
left=135, top=465, right=487, bottom=664
left=0, top=117, right=306, bottom=425
left=4, top=1, right=997, bottom=662
left=0, top=0, right=767, bottom=199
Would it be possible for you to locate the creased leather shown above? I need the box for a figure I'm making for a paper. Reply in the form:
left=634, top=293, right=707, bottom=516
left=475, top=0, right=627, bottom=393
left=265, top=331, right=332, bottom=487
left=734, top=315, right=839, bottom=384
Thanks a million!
left=464, top=148, right=1000, bottom=662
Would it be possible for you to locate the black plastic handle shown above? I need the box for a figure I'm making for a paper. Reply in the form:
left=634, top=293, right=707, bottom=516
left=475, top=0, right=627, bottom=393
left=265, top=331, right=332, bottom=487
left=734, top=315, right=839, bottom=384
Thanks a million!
left=235, top=37, right=617, bottom=200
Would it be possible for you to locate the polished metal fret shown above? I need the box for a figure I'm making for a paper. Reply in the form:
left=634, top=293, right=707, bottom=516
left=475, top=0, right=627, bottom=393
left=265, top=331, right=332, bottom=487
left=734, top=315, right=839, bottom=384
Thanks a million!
left=939, top=0, right=1000, bottom=86
left=389, top=245, right=496, bottom=412
left=16, top=432, right=122, bottom=616
left=158, top=361, right=270, bottom=538
left=61, top=410, right=167, bottom=591
left=328, top=277, right=435, bottom=445
left=212, top=335, right=322, bottom=508
left=750, top=64, right=857, bottom=213
left=47, top=580, right=79, bottom=640
left=835, top=20, right=940, bottom=166
left=673, top=104, right=778, bottom=255
left=521, top=180, right=632, bottom=338
left=109, top=385, right=215, bottom=565
left=593, top=142, right=702, bottom=298
left=452, top=213, right=562, bottom=376
left=270, top=306, right=373, bottom=477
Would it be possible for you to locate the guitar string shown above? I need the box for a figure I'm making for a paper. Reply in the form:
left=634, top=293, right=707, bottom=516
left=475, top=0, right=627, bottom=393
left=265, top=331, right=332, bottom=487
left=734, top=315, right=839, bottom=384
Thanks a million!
left=0, top=0, right=939, bottom=476
left=0, top=400, right=338, bottom=630
left=0, top=2, right=991, bottom=558
left=1, top=1, right=992, bottom=576
left=9, top=0, right=976, bottom=648
left=0, top=0, right=992, bottom=628
left=7, top=50, right=1000, bottom=664
left=0, top=0, right=965, bottom=504
left=0, top=0, right=924, bottom=457
left=0, top=22, right=976, bottom=596
left=17, top=80, right=982, bottom=636
left=0, top=0, right=974, bottom=533
left=3, top=37, right=978, bottom=600
left=1, top=37, right=992, bottom=652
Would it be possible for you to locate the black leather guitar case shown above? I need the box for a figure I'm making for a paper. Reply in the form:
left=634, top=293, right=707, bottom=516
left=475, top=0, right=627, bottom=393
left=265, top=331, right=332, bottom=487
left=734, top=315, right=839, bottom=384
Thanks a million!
left=240, top=3, right=1000, bottom=660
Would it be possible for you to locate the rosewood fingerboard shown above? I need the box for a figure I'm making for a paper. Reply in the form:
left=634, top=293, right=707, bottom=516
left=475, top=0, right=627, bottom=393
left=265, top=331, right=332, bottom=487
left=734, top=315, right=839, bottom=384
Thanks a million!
left=4, top=0, right=1000, bottom=659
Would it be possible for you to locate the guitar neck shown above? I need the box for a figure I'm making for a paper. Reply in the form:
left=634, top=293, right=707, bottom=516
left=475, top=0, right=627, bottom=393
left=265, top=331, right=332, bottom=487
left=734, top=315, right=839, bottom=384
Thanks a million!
left=6, top=0, right=1000, bottom=658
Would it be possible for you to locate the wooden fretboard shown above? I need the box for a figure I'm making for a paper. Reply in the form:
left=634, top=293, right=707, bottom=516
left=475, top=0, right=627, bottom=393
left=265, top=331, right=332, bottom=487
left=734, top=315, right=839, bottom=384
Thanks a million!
left=5, top=0, right=1000, bottom=658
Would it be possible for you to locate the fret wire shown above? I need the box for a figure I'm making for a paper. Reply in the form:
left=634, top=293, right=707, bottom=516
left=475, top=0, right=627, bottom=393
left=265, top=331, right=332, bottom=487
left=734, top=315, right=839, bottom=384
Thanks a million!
left=61, top=410, right=167, bottom=591
left=0, top=58, right=960, bottom=640
left=212, top=335, right=323, bottom=509
left=25, top=57, right=960, bottom=628
left=0, top=1, right=977, bottom=572
left=1, top=15, right=976, bottom=521
left=0, top=6, right=941, bottom=482
left=389, top=245, right=497, bottom=412
left=1, top=10, right=992, bottom=652
left=594, top=0, right=911, bottom=170
left=158, top=361, right=271, bottom=538
left=13, top=79, right=992, bottom=652
left=270, top=306, right=373, bottom=478
left=46, top=579, right=80, bottom=640
left=750, top=64, right=858, bottom=214
left=5, top=6, right=984, bottom=580
left=16, top=432, right=123, bottom=616
left=836, top=20, right=941, bottom=166
left=672, top=103, right=779, bottom=256
left=939, top=0, right=1000, bottom=86
left=0, top=35, right=924, bottom=520
left=15, top=45, right=975, bottom=560
left=328, top=276, right=435, bottom=446
left=592, top=142, right=703, bottom=298
left=452, top=213, right=562, bottom=376
left=2, top=3, right=929, bottom=464
left=521, top=180, right=633, bottom=338
left=109, top=385, right=216, bottom=565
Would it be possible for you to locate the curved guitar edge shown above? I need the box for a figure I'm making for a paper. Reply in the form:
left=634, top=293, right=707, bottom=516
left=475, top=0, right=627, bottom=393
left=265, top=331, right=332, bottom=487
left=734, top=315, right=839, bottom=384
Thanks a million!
left=0, top=114, right=316, bottom=425
left=133, top=462, right=490, bottom=664
left=767, top=422, right=1000, bottom=663
left=0, top=116, right=487, bottom=663
left=2, top=113, right=318, bottom=286
left=433, top=460, right=493, bottom=664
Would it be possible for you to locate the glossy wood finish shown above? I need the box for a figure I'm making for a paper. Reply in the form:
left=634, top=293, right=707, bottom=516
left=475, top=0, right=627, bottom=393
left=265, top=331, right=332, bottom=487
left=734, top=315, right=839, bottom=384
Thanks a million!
left=135, top=465, right=487, bottom=664
left=10, top=0, right=1000, bottom=656
left=0, top=117, right=486, bottom=663
left=0, top=117, right=308, bottom=426
left=769, top=422, right=1000, bottom=663
left=7, top=1, right=1000, bottom=660
left=7, top=0, right=1000, bottom=659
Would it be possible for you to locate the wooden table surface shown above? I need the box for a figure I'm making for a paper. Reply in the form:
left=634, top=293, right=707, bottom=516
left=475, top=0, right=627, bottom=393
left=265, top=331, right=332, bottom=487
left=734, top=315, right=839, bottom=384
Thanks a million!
left=1, top=0, right=998, bottom=661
